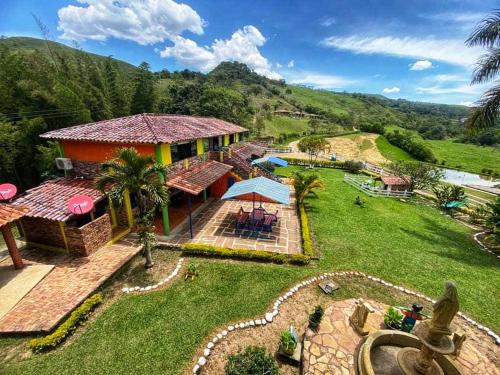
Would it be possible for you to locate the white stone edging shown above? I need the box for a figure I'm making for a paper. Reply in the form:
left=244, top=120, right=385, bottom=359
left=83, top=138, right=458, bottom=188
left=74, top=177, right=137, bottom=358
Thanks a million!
left=192, top=270, right=500, bottom=374
left=473, top=231, right=500, bottom=259
left=121, top=258, right=184, bottom=293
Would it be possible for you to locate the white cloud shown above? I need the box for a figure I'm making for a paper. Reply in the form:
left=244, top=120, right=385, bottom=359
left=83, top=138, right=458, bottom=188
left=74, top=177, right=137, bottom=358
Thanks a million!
left=382, top=86, right=400, bottom=94
left=320, top=35, right=483, bottom=67
left=409, top=60, right=432, bottom=71
left=276, top=63, right=283, bottom=68
left=288, top=72, right=358, bottom=89
left=459, top=101, right=473, bottom=107
left=57, top=0, right=204, bottom=45
left=415, top=74, right=485, bottom=96
left=159, top=25, right=281, bottom=79
left=287, top=60, right=295, bottom=68
left=321, top=17, right=336, bottom=27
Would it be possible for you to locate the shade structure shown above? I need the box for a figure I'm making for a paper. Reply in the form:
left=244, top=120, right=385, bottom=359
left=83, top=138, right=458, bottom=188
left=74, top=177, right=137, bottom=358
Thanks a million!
left=221, top=176, right=290, bottom=205
left=251, top=155, right=288, bottom=167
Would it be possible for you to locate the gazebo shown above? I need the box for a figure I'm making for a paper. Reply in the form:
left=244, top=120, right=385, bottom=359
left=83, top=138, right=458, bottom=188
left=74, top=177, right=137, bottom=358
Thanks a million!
left=0, top=204, right=29, bottom=269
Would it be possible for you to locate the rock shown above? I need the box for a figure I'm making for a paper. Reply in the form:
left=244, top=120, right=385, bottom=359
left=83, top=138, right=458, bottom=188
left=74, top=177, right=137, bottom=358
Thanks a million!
left=121, top=287, right=129, bottom=292
left=222, top=330, right=228, bottom=336
left=250, top=321, right=255, bottom=326
left=207, top=342, right=214, bottom=349
left=192, top=364, right=199, bottom=374
left=197, top=357, right=206, bottom=366
left=204, top=349, right=210, bottom=356
left=265, top=313, right=273, bottom=322
left=228, top=325, right=234, bottom=331
left=217, top=334, right=222, bottom=339
left=212, top=337, right=218, bottom=343
left=255, top=319, right=262, bottom=325
left=272, top=310, right=278, bottom=317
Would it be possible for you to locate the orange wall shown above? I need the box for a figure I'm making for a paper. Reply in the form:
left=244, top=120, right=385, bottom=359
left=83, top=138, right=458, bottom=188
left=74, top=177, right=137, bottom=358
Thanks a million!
left=62, top=140, right=156, bottom=162
left=210, top=172, right=273, bottom=202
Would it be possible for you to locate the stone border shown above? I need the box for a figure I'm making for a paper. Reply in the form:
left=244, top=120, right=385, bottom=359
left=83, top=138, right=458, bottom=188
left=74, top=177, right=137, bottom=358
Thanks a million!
left=121, top=258, right=184, bottom=293
left=473, top=231, right=500, bottom=259
left=191, top=271, right=500, bottom=374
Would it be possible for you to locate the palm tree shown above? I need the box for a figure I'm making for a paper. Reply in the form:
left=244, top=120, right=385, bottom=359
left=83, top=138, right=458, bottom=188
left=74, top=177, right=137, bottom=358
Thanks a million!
left=466, top=10, right=500, bottom=131
left=291, top=171, right=325, bottom=204
left=96, top=147, right=169, bottom=268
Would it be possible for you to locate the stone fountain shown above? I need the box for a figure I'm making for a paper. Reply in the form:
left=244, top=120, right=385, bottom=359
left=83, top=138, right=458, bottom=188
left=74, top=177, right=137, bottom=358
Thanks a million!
left=358, top=282, right=464, bottom=375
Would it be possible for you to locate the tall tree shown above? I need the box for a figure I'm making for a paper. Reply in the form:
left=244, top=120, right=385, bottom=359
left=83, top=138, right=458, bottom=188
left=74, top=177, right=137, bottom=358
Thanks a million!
left=465, top=10, right=500, bottom=131
left=298, top=136, right=328, bottom=166
left=96, top=148, right=169, bottom=268
left=131, top=62, right=156, bottom=114
left=104, top=57, right=129, bottom=117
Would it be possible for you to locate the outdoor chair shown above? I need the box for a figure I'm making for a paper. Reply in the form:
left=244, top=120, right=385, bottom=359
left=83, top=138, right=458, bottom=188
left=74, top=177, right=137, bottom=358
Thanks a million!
left=266, top=210, right=279, bottom=222
left=262, top=214, right=274, bottom=233
left=236, top=207, right=249, bottom=229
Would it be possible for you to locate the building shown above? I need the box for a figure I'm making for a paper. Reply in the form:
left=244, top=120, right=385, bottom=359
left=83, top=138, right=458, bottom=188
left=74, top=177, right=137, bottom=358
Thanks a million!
left=380, top=176, right=411, bottom=192
left=9, top=114, right=267, bottom=256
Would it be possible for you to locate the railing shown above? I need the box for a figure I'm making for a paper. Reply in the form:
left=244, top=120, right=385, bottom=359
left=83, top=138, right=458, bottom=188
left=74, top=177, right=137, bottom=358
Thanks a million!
left=343, top=175, right=413, bottom=198
left=265, top=147, right=292, bottom=153
left=363, top=162, right=391, bottom=176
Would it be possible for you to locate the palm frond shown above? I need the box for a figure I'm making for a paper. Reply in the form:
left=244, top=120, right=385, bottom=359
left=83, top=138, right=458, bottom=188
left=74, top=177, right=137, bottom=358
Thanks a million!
left=472, top=48, right=500, bottom=84
left=466, top=10, right=500, bottom=48
left=465, top=82, right=500, bottom=132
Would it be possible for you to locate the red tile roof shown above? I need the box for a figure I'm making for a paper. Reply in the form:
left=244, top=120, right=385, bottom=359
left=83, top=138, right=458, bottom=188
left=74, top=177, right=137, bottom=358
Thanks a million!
left=167, top=160, right=232, bottom=195
left=41, top=114, right=248, bottom=144
left=0, top=204, right=29, bottom=227
left=11, top=178, right=104, bottom=221
left=381, top=176, right=411, bottom=186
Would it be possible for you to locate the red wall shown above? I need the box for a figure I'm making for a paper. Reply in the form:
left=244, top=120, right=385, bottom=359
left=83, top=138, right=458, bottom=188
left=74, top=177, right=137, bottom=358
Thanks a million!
left=62, top=140, right=156, bottom=162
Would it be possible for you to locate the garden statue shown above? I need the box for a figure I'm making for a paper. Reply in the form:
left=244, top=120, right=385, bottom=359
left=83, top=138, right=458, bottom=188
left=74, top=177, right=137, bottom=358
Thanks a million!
left=350, top=299, right=374, bottom=335
left=427, top=281, right=459, bottom=345
left=452, top=332, right=466, bottom=358
left=399, top=303, right=427, bottom=333
left=355, top=196, right=365, bottom=207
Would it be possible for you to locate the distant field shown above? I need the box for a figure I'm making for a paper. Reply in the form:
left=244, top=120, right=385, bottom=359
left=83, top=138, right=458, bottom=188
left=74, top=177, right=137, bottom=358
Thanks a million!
left=426, top=140, right=500, bottom=174
left=264, top=116, right=308, bottom=137
left=374, top=135, right=416, bottom=162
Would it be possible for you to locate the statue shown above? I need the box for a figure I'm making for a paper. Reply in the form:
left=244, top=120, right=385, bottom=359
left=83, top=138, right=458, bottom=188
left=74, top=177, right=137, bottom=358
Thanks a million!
left=350, top=299, right=374, bottom=335
left=427, top=281, right=459, bottom=345
left=400, top=303, right=427, bottom=333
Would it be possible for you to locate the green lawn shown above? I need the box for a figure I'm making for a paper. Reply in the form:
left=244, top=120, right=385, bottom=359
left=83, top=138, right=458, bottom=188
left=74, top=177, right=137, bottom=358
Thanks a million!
left=375, top=135, right=416, bottom=162
left=426, top=139, right=500, bottom=175
left=3, top=168, right=499, bottom=375
left=264, top=116, right=309, bottom=137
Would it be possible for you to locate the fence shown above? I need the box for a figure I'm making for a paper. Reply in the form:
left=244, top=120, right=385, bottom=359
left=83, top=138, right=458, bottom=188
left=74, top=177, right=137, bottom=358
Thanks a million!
left=343, top=175, right=413, bottom=198
left=363, top=162, right=390, bottom=176
left=265, top=147, right=292, bottom=153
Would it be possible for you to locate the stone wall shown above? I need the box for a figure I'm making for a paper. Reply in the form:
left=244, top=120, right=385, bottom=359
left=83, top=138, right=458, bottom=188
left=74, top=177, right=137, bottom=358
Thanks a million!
left=21, top=217, right=66, bottom=249
left=65, top=213, right=112, bottom=256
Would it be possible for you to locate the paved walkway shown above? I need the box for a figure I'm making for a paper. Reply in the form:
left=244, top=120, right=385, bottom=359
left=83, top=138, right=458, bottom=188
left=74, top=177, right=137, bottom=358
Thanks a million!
left=168, top=198, right=301, bottom=254
left=302, top=299, right=499, bottom=375
left=0, top=238, right=140, bottom=333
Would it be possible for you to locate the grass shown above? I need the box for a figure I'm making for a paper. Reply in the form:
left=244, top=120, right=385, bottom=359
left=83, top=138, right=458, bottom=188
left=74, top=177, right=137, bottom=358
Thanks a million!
left=375, top=135, right=416, bottom=162
left=264, top=116, right=309, bottom=137
left=2, top=168, right=499, bottom=375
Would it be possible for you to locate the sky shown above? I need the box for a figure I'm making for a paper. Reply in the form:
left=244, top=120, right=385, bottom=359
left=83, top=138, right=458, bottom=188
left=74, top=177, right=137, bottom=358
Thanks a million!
left=0, top=0, right=497, bottom=105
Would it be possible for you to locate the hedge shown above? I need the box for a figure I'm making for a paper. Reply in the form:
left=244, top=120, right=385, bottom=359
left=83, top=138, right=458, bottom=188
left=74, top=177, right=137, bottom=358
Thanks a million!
left=28, top=293, right=104, bottom=353
left=180, top=243, right=310, bottom=265
left=299, top=204, right=314, bottom=257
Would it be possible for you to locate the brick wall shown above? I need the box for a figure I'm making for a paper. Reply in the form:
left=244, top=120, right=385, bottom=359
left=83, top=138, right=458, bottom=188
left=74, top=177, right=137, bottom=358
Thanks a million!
left=21, top=217, right=66, bottom=249
left=65, top=214, right=112, bottom=256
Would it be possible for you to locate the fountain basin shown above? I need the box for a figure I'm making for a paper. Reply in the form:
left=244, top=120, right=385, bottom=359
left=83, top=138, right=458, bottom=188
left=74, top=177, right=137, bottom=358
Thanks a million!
left=357, top=330, right=463, bottom=375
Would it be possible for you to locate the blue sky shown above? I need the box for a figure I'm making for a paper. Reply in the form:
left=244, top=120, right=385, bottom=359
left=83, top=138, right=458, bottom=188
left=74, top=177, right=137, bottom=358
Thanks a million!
left=0, top=0, right=496, bottom=105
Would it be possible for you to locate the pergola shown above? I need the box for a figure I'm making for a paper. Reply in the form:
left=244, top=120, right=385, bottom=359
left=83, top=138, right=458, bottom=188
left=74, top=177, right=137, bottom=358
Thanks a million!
left=0, top=204, right=29, bottom=269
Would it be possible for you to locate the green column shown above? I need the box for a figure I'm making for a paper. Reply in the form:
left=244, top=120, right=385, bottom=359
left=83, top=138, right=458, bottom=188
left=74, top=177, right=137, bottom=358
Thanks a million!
left=155, top=144, right=170, bottom=235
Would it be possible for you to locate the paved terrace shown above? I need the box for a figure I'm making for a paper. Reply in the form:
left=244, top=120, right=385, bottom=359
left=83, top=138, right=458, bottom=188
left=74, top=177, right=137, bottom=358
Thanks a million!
left=167, top=196, right=301, bottom=254
left=0, top=238, right=140, bottom=333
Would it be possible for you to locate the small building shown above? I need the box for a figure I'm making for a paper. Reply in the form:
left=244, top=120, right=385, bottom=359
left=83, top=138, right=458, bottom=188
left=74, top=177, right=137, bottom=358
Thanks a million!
left=380, top=176, right=411, bottom=192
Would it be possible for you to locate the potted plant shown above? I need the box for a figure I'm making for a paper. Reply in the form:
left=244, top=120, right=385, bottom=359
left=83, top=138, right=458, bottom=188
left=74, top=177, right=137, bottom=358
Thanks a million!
left=384, top=306, right=403, bottom=330
left=185, top=263, right=198, bottom=280
left=279, top=330, right=297, bottom=356
left=308, top=305, right=324, bottom=331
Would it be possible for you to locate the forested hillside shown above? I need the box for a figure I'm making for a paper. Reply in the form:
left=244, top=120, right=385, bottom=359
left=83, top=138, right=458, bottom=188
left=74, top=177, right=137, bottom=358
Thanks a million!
left=0, top=36, right=494, bottom=190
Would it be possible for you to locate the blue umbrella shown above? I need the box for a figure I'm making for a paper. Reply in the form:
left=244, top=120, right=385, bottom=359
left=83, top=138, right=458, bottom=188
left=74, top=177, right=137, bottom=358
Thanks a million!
left=251, top=155, right=288, bottom=167
left=221, top=176, right=290, bottom=209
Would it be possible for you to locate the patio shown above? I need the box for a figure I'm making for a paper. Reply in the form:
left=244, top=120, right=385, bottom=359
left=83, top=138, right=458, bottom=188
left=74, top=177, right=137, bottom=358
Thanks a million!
left=166, top=196, right=301, bottom=254
left=0, top=238, right=141, bottom=333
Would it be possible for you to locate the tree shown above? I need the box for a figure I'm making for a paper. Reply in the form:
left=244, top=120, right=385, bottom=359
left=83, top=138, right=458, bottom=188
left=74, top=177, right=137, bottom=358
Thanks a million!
left=465, top=10, right=500, bottom=131
left=298, top=136, right=328, bottom=166
left=291, top=171, right=325, bottom=204
left=131, top=62, right=155, bottom=114
left=197, top=86, right=252, bottom=125
left=432, top=185, right=466, bottom=207
left=104, top=57, right=129, bottom=117
left=254, top=114, right=265, bottom=138
left=308, top=118, right=321, bottom=134
left=389, top=161, right=443, bottom=191
left=485, top=196, right=500, bottom=238
left=96, top=148, right=169, bottom=268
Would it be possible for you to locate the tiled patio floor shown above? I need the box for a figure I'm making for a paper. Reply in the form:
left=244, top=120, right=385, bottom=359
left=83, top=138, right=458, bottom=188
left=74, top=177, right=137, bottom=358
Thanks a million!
left=0, top=238, right=141, bottom=333
left=167, top=197, right=301, bottom=254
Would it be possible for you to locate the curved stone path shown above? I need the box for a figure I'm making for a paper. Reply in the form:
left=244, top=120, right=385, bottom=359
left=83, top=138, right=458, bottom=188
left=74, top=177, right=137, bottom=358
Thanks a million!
left=121, top=258, right=184, bottom=293
left=188, top=271, right=499, bottom=374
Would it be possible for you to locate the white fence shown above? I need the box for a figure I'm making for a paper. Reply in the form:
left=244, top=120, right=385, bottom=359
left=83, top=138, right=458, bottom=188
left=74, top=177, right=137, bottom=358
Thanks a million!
left=363, top=162, right=390, bottom=176
left=343, top=175, right=413, bottom=198
left=266, top=147, right=292, bottom=153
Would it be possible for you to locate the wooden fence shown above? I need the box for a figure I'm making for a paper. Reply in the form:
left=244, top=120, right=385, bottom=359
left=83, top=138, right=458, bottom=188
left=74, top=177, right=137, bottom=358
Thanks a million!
left=343, top=175, right=413, bottom=198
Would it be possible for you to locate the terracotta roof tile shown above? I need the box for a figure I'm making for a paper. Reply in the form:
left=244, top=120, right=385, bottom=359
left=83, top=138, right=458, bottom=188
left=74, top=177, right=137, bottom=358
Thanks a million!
left=381, top=176, right=411, bottom=186
left=0, top=204, right=29, bottom=227
left=11, top=178, right=104, bottom=222
left=166, top=160, right=233, bottom=195
left=41, top=114, right=248, bottom=144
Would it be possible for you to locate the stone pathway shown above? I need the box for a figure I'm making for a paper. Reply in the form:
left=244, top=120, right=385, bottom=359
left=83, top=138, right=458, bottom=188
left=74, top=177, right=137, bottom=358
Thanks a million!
left=0, top=238, right=141, bottom=333
left=302, top=299, right=499, bottom=375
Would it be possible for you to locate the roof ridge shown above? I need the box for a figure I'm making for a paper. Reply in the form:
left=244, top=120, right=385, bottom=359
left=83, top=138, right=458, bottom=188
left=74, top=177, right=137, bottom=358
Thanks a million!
left=141, top=114, right=160, bottom=144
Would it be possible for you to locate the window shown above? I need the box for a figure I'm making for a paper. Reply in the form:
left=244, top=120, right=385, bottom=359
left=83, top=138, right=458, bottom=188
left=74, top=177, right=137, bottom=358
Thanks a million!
left=229, top=134, right=235, bottom=144
left=171, top=141, right=197, bottom=162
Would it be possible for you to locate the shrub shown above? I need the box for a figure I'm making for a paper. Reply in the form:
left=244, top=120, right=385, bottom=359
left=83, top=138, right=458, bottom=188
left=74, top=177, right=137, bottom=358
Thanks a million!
left=299, top=204, right=314, bottom=257
left=225, top=346, right=279, bottom=375
left=180, top=243, right=310, bottom=265
left=309, top=305, right=324, bottom=330
left=432, top=185, right=466, bottom=207
left=279, top=330, right=297, bottom=355
left=385, top=130, right=436, bottom=162
left=28, top=293, right=104, bottom=353
left=343, top=160, right=364, bottom=174
left=384, top=306, right=403, bottom=329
